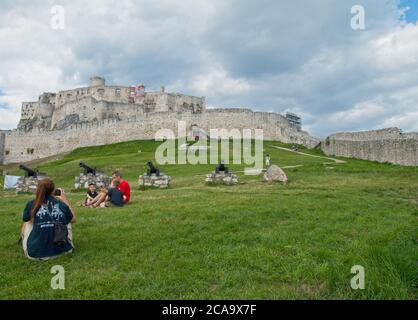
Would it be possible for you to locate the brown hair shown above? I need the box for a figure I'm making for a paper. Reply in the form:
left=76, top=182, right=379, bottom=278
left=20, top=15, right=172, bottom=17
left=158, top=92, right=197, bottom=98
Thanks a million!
left=31, top=178, right=55, bottom=219
left=112, top=170, right=122, bottom=178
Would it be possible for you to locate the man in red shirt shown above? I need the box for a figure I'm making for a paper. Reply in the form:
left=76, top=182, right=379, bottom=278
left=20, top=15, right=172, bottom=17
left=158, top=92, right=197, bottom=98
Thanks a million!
left=112, top=171, right=131, bottom=204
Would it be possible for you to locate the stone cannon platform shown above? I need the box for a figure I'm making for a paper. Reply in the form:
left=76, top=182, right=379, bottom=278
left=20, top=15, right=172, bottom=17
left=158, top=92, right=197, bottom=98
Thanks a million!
left=205, top=172, right=238, bottom=185
left=16, top=176, right=47, bottom=193
left=74, top=173, right=111, bottom=190
left=138, top=173, right=171, bottom=189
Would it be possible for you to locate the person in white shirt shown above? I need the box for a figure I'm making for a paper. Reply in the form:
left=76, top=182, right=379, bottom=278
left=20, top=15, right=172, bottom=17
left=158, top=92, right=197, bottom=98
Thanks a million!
left=265, top=154, right=271, bottom=169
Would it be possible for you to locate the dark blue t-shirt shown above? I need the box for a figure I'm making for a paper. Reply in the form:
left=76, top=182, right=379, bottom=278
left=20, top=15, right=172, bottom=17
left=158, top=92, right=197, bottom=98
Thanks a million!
left=107, top=188, right=124, bottom=207
left=22, top=195, right=73, bottom=259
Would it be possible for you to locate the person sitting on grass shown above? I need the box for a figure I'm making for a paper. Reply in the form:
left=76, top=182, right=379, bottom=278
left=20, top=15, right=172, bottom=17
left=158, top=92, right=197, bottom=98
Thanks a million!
left=105, top=179, right=126, bottom=207
left=84, top=183, right=98, bottom=207
left=20, top=178, right=76, bottom=260
left=86, top=187, right=108, bottom=208
left=85, top=171, right=130, bottom=208
left=112, top=170, right=131, bottom=204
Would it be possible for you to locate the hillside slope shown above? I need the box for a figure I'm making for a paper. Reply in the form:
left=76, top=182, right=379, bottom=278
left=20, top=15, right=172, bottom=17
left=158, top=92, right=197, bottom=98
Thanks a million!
left=0, top=140, right=417, bottom=299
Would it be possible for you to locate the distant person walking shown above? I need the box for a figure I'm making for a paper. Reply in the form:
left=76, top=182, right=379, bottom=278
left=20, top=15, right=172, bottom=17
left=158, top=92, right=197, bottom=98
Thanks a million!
left=265, top=154, right=271, bottom=169
left=20, top=178, right=76, bottom=260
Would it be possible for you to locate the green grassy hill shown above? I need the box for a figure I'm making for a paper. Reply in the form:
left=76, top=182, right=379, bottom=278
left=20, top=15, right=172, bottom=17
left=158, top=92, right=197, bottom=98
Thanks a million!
left=0, top=140, right=417, bottom=299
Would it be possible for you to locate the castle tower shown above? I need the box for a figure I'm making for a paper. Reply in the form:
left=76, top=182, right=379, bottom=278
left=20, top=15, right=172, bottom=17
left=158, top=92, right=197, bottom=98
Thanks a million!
left=90, top=76, right=105, bottom=87
left=37, top=93, right=55, bottom=118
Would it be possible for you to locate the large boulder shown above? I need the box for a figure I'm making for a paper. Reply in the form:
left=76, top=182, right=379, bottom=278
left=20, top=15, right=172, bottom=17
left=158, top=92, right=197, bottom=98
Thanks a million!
left=263, top=165, right=288, bottom=183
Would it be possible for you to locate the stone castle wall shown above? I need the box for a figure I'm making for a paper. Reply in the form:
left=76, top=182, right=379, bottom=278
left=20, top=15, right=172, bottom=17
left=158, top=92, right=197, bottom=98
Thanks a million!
left=0, top=131, right=5, bottom=165
left=2, top=109, right=320, bottom=164
left=0, top=76, right=320, bottom=165
left=322, top=128, right=418, bottom=166
left=19, top=90, right=205, bottom=132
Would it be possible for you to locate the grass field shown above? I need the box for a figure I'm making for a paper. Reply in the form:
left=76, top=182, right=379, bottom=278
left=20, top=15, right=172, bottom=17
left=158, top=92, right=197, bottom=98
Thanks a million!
left=0, top=140, right=417, bottom=299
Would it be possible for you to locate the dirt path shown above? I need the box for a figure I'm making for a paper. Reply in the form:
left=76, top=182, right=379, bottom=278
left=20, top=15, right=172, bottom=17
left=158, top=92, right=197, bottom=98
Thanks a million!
left=271, top=146, right=347, bottom=164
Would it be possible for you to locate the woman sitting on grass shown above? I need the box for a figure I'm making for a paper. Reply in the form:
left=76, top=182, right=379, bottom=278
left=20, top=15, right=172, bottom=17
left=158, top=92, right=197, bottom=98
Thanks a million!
left=20, top=178, right=76, bottom=260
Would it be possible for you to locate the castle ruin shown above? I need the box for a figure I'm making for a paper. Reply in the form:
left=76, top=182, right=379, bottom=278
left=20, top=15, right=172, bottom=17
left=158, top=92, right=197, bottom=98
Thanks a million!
left=0, top=76, right=319, bottom=164
left=2, top=76, right=417, bottom=167
left=322, top=128, right=418, bottom=166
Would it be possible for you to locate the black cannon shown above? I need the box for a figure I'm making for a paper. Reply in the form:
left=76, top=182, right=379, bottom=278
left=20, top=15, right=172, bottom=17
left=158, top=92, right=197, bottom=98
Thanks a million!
left=79, top=162, right=97, bottom=175
left=215, top=160, right=229, bottom=174
left=146, top=161, right=160, bottom=176
left=19, top=165, right=39, bottom=178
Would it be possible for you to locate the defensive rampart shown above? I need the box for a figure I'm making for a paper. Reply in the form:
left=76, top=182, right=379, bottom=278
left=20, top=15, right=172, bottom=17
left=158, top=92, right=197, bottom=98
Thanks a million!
left=322, top=128, right=418, bottom=166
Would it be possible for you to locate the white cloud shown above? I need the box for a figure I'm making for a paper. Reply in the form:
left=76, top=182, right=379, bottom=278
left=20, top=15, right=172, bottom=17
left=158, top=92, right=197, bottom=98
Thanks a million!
left=189, top=66, right=251, bottom=96
left=372, top=22, right=418, bottom=70
left=0, top=0, right=417, bottom=138
left=380, top=111, right=418, bottom=131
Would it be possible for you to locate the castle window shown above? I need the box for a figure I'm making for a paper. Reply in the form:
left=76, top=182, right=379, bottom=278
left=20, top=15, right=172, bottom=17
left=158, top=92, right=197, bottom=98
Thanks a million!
left=67, top=93, right=72, bottom=98
left=26, top=148, right=35, bottom=154
left=98, top=89, right=104, bottom=97
left=5, top=150, right=10, bottom=155
left=115, top=88, right=121, bottom=97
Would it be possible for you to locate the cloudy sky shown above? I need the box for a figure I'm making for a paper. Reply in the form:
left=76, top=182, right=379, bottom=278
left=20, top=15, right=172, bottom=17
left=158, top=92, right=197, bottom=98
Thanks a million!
left=0, top=0, right=417, bottom=137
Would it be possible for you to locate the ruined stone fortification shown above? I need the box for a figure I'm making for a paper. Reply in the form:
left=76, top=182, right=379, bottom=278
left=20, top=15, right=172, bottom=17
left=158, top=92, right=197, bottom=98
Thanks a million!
left=322, top=128, right=418, bottom=166
left=0, top=76, right=319, bottom=164
left=0, top=131, right=5, bottom=165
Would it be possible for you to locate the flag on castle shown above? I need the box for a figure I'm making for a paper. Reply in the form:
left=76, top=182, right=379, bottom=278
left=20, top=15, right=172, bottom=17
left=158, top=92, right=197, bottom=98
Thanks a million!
left=129, top=84, right=145, bottom=103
